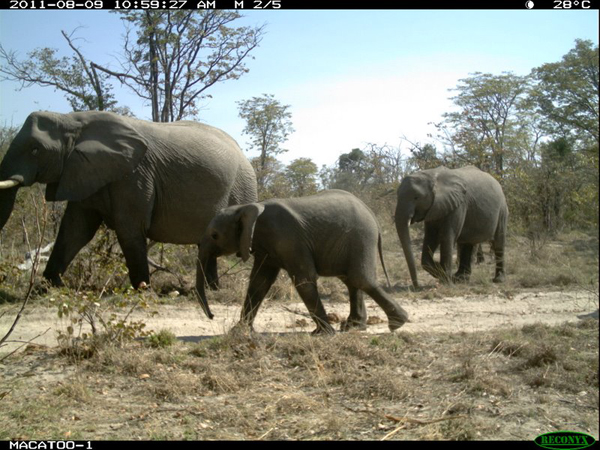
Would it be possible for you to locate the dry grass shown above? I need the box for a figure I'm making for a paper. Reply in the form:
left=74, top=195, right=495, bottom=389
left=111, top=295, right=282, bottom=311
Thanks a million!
left=379, top=228, right=599, bottom=303
left=0, top=317, right=597, bottom=440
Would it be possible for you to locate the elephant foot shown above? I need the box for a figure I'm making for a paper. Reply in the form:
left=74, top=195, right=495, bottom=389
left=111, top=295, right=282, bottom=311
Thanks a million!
left=493, top=273, right=505, bottom=283
left=388, top=317, right=407, bottom=332
left=229, top=321, right=255, bottom=337
left=42, top=271, right=64, bottom=288
left=311, top=323, right=336, bottom=336
left=340, top=318, right=367, bottom=332
left=452, top=272, right=471, bottom=283
left=308, top=315, right=335, bottom=336
left=388, top=308, right=410, bottom=332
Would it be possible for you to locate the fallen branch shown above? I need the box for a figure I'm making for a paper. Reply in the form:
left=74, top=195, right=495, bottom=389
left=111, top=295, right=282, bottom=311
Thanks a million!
left=381, top=413, right=468, bottom=440
left=342, top=404, right=468, bottom=440
left=280, top=305, right=311, bottom=318
left=384, top=413, right=468, bottom=425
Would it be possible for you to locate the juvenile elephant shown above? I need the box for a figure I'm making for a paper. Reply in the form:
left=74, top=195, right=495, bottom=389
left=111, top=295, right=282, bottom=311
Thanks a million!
left=395, top=165, right=508, bottom=288
left=0, top=111, right=257, bottom=293
left=197, top=190, right=409, bottom=335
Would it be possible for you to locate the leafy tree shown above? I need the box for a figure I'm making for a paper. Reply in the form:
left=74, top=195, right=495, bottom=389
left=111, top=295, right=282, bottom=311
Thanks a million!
left=285, top=158, right=318, bottom=197
left=521, top=40, right=599, bottom=232
left=0, top=124, right=19, bottom=158
left=407, top=143, right=442, bottom=171
left=536, top=138, right=577, bottom=232
left=249, top=156, right=289, bottom=200
left=238, top=94, right=294, bottom=193
left=333, top=148, right=377, bottom=191
left=338, top=148, right=367, bottom=173
left=320, top=144, right=407, bottom=205
left=323, top=148, right=369, bottom=193
left=0, top=30, right=118, bottom=112
left=530, top=39, right=599, bottom=146
left=435, top=72, right=530, bottom=178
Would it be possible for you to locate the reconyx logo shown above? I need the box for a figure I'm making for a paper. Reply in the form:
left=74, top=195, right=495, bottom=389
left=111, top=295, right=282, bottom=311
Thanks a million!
left=535, top=431, right=597, bottom=450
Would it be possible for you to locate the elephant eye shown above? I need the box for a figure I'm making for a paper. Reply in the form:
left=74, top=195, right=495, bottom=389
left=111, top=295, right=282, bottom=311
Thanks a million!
left=211, top=232, right=219, bottom=241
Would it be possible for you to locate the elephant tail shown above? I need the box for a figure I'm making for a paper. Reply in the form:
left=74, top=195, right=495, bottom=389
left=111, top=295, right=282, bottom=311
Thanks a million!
left=378, top=232, right=392, bottom=289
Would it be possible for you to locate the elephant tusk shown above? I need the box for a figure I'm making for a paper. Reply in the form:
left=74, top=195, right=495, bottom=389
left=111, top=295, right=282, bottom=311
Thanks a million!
left=0, top=179, right=20, bottom=189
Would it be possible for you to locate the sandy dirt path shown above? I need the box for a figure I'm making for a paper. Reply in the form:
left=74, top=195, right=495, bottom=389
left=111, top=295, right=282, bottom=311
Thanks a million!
left=1, top=289, right=597, bottom=353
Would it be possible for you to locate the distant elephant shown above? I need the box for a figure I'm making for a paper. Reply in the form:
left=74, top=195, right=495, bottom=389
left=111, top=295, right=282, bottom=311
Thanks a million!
left=196, top=190, right=409, bottom=334
left=395, top=165, right=507, bottom=288
left=0, top=111, right=257, bottom=293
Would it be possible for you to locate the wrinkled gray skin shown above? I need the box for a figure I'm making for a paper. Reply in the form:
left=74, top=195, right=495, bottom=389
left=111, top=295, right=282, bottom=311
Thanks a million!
left=0, top=111, right=257, bottom=294
left=395, top=166, right=508, bottom=288
left=197, top=190, right=409, bottom=334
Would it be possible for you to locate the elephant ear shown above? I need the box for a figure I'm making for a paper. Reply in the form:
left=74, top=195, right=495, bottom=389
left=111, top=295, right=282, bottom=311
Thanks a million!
left=54, top=114, right=148, bottom=201
left=237, top=203, right=265, bottom=262
left=425, top=169, right=467, bottom=222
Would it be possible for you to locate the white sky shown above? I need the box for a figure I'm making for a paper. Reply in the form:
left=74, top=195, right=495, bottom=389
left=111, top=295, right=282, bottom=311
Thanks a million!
left=0, top=9, right=598, bottom=168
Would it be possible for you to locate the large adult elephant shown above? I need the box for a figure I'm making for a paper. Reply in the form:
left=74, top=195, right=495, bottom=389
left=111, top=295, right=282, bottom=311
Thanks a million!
left=0, top=110, right=257, bottom=294
left=395, top=165, right=507, bottom=288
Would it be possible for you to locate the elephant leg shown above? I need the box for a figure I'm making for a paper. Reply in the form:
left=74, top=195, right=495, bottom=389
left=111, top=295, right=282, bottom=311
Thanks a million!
left=476, top=243, right=485, bottom=264
left=437, top=226, right=457, bottom=283
left=340, top=283, right=367, bottom=331
left=454, top=243, right=474, bottom=282
left=294, top=280, right=334, bottom=335
left=115, top=230, right=150, bottom=289
left=286, top=267, right=333, bottom=335
left=361, top=284, right=409, bottom=332
left=239, top=260, right=280, bottom=329
left=438, top=209, right=468, bottom=284
left=421, top=222, right=445, bottom=281
left=43, top=203, right=103, bottom=286
left=492, top=231, right=506, bottom=283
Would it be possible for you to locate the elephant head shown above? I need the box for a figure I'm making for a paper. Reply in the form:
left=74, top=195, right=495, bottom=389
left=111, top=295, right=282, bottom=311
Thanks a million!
left=0, top=111, right=148, bottom=230
left=196, top=203, right=265, bottom=319
left=394, top=167, right=466, bottom=288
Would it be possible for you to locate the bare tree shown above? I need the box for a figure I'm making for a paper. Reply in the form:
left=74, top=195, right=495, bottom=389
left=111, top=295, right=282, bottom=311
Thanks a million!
left=93, top=11, right=265, bottom=122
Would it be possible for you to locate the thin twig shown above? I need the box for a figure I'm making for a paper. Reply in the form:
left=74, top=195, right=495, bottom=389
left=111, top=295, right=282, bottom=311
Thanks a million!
left=257, top=427, right=275, bottom=440
left=0, top=193, right=48, bottom=349
left=280, top=305, right=311, bottom=318
left=381, top=424, right=407, bottom=440
left=381, top=414, right=468, bottom=441
left=0, top=328, right=51, bottom=363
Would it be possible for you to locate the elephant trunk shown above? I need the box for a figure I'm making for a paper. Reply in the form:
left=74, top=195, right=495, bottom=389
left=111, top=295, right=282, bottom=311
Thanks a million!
left=196, top=281, right=214, bottom=320
left=196, top=242, right=215, bottom=320
left=396, top=215, right=419, bottom=289
left=0, top=185, right=19, bottom=231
